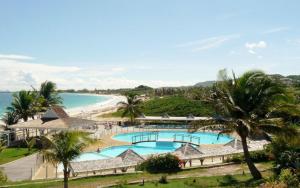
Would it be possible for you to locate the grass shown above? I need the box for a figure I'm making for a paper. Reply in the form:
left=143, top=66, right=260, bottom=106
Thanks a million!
left=2, top=162, right=273, bottom=188
left=122, top=174, right=264, bottom=188
left=0, top=147, right=37, bottom=165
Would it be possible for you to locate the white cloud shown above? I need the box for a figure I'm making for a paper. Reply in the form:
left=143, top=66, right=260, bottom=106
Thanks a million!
left=0, top=54, right=188, bottom=91
left=263, top=27, right=289, bottom=34
left=176, top=34, right=240, bottom=52
left=0, top=54, right=34, bottom=61
left=245, top=41, right=267, bottom=54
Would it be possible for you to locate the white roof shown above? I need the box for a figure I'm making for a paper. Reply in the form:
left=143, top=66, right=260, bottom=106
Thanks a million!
left=136, top=116, right=212, bottom=121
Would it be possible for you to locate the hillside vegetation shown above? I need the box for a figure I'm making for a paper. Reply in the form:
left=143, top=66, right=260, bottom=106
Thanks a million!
left=102, top=95, right=214, bottom=118
left=139, top=96, right=214, bottom=116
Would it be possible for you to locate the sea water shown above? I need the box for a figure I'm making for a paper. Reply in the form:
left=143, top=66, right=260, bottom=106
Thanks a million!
left=0, top=92, right=110, bottom=117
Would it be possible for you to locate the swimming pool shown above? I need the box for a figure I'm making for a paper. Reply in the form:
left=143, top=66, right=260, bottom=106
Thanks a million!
left=70, top=131, right=233, bottom=162
left=58, top=141, right=185, bottom=172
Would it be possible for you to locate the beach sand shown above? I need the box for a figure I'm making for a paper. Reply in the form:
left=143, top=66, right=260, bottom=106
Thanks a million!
left=66, top=94, right=126, bottom=120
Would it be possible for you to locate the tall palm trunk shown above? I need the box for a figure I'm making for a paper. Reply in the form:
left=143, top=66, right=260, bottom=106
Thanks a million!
left=240, top=135, right=262, bottom=179
left=130, top=114, right=134, bottom=126
left=63, top=163, right=69, bottom=188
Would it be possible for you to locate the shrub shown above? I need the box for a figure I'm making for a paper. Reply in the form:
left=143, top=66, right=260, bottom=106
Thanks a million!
left=219, top=175, right=238, bottom=186
left=225, top=154, right=243, bottom=163
left=250, top=150, right=269, bottom=162
left=278, top=169, right=299, bottom=187
left=137, top=153, right=181, bottom=173
left=0, top=169, right=7, bottom=183
left=158, top=175, right=168, bottom=184
left=225, top=150, right=269, bottom=163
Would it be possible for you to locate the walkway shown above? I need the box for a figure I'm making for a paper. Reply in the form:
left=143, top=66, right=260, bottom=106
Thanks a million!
left=0, top=153, right=42, bottom=181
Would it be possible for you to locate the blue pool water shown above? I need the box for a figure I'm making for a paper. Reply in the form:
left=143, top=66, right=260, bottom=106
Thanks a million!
left=71, top=131, right=233, bottom=162
left=74, top=142, right=183, bottom=162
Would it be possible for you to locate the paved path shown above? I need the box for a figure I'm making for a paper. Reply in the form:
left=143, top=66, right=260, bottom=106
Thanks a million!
left=0, top=153, right=41, bottom=181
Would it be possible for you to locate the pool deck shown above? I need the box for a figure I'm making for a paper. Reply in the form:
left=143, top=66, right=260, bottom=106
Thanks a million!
left=84, top=133, right=131, bottom=152
left=33, top=127, right=236, bottom=180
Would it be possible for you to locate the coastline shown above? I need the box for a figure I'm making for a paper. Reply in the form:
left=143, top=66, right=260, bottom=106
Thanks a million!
left=0, top=94, right=126, bottom=126
left=65, top=94, right=126, bottom=118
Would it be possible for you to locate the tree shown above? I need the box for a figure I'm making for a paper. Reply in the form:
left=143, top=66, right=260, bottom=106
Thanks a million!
left=7, top=91, right=36, bottom=139
left=8, top=90, right=35, bottom=122
left=41, top=131, right=92, bottom=188
left=25, top=137, right=36, bottom=153
left=2, top=111, right=19, bottom=129
left=191, top=70, right=297, bottom=179
left=39, top=81, right=62, bottom=108
left=0, top=139, right=6, bottom=153
left=118, top=93, right=142, bottom=125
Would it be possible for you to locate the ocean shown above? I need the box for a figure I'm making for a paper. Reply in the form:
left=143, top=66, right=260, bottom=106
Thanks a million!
left=0, top=92, right=110, bottom=117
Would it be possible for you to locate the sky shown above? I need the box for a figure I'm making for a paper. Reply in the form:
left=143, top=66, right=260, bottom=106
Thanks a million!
left=0, top=0, right=300, bottom=91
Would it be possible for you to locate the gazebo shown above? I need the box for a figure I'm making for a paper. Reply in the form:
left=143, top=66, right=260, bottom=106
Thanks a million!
left=173, top=143, right=203, bottom=167
left=70, top=149, right=144, bottom=176
left=10, top=106, right=100, bottom=139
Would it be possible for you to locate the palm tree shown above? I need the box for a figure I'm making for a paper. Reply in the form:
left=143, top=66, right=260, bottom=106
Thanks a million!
left=191, top=70, right=297, bottom=179
left=118, top=93, right=142, bottom=126
left=41, top=131, right=92, bottom=188
left=2, top=111, right=19, bottom=129
left=8, top=91, right=35, bottom=122
left=39, top=81, right=62, bottom=107
left=7, top=91, right=36, bottom=139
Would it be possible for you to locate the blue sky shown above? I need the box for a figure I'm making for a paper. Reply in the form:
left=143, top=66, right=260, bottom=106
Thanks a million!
left=0, top=0, right=300, bottom=90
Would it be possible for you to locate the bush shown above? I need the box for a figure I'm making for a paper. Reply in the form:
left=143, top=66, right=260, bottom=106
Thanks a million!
left=225, top=154, right=243, bottom=163
left=158, top=175, right=168, bottom=184
left=219, top=175, right=238, bottom=186
left=0, top=169, right=7, bottom=183
left=250, top=150, right=269, bottom=162
left=225, top=150, right=269, bottom=163
left=278, top=169, right=299, bottom=187
left=137, top=153, right=181, bottom=173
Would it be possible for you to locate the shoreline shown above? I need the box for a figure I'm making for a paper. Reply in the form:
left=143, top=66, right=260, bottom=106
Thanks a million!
left=0, top=94, right=126, bottom=126
left=65, top=94, right=126, bottom=117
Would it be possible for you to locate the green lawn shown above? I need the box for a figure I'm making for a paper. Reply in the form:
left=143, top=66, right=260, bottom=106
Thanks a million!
left=2, top=162, right=273, bottom=188
left=0, top=147, right=37, bottom=165
left=123, top=174, right=264, bottom=188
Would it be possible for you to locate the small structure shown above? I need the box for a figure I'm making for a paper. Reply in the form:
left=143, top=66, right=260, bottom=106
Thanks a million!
left=136, top=115, right=212, bottom=122
left=70, top=149, right=144, bottom=176
left=10, top=106, right=99, bottom=139
left=41, top=106, right=69, bottom=122
left=173, top=143, right=203, bottom=167
left=161, top=113, right=170, bottom=119
left=186, top=114, right=195, bottom=120
left=224, top=138, right=244, bottom=150
left=117, top=149, right=145, bottom=166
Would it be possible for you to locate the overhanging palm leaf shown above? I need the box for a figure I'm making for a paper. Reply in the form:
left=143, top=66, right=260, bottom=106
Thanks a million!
left=190, top=69, right=298, bottom=179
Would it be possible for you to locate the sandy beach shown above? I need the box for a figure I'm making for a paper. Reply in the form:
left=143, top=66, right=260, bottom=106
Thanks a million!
left=65, top=94, right=126, bottom=119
